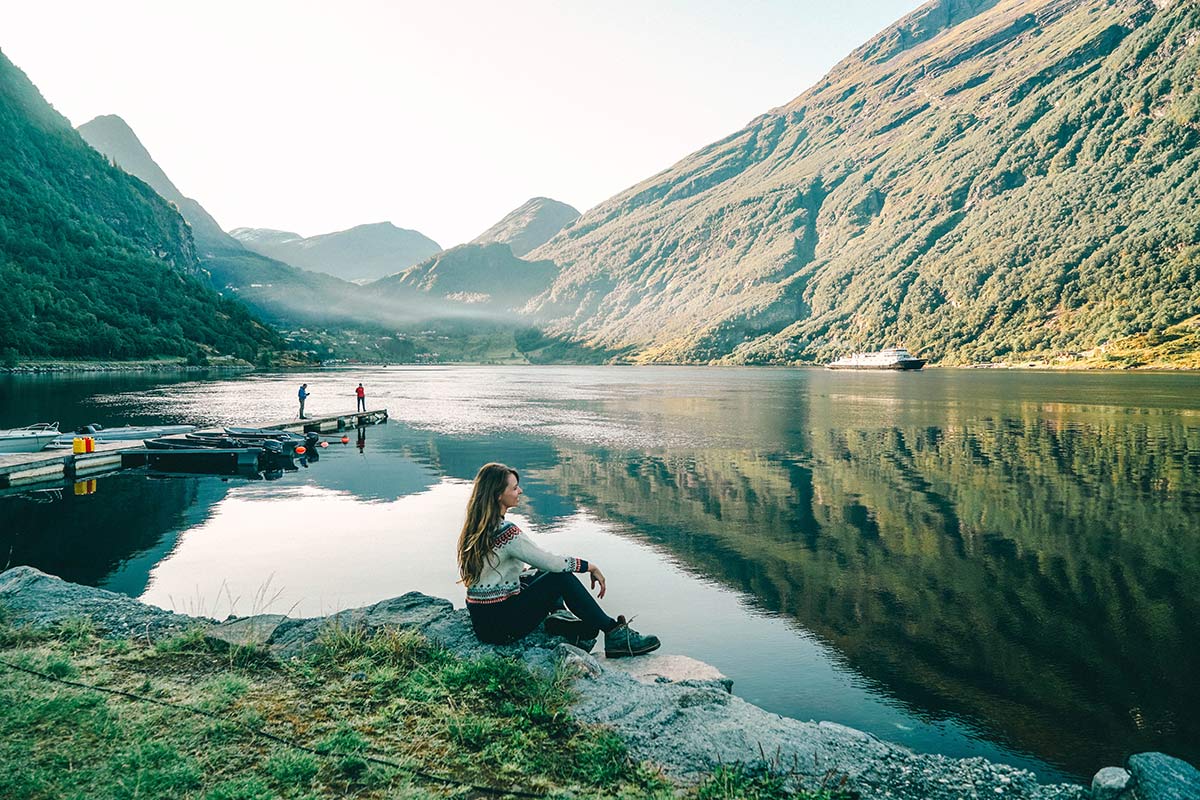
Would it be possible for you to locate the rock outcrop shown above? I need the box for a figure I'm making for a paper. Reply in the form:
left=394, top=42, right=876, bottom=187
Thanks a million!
left=19, top=564, right=1198, bottom=800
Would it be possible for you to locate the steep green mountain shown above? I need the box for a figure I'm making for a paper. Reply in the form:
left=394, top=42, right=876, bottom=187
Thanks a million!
left=528, top=0, right=1200, bottom=365
left=75, top=114, right=370, bottom=328
left=470, top=197, right=581, bottom=257
left=371, top=242, right=560, bottom=315
left=77, top=114, right=243, bottom=259
left=231, top=222, right=442, bottom=283
left=0, top=50, right=279, bottom=361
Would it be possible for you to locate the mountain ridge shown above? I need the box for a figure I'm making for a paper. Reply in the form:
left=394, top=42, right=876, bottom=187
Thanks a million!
left=232, top=221, right=442, bottom=283
left=470, top=197, right=580, bottom=257
left=77, top=114, right=243, bottom=258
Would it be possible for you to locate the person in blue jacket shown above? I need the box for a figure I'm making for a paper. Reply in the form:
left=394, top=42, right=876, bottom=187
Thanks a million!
left=298, top=383, right=310, bottom=419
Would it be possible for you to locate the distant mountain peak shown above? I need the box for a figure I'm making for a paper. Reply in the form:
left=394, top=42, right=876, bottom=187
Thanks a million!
left=230, top=223, right=441, bottom=283
left=472, top=197, right=580, bottom=257
left=230, top=227, right=304, bottom=244
left=78, top=113, right=245, bottom=257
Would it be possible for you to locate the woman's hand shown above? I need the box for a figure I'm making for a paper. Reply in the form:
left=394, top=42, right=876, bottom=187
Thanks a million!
left=587, top=564, right=607, bottom=599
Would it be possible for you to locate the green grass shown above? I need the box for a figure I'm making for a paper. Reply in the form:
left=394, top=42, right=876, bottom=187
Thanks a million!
left=0, top=615, right=852, bottom=799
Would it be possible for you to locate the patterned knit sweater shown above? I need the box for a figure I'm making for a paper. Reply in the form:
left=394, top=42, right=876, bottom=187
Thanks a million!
left=465, top=519, right=589, bottom=604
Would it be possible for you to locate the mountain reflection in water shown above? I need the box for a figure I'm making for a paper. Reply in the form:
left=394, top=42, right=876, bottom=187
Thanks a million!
left=0, top=367, right=1197, bottom=783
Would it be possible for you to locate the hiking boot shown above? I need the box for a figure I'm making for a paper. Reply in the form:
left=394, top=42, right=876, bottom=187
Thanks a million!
left=604, top=616, right=660, bottom=658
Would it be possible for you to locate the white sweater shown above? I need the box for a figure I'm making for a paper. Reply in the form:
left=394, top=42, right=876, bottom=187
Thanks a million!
left=465, top=519, right=588, bottom=604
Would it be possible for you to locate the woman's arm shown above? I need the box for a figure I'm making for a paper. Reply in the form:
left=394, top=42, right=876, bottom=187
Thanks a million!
left=498, top=523, right=590, bottom=576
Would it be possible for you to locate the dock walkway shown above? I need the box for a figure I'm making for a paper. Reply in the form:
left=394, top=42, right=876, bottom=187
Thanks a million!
left=0, top=409, right=388, bottom=491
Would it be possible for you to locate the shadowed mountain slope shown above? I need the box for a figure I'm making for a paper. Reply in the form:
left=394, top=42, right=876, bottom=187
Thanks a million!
left=77, top=115, right=238, bottom=257
left=76, top=115, right=371, bottom=328
left=0, top=51, right=279, bottom=360
left=231, top=222, right=442, bottom=283
left=471, top=197, right=581, bottom=257
left=528, top=0, right=1200, bottom=365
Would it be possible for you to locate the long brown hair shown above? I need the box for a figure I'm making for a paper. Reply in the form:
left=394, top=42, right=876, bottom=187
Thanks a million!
left=457, top=463, right=519, bottom=587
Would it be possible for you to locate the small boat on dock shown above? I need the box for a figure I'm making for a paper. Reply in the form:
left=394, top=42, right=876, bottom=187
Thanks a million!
left=45, top=423, right=198, bottom=449
left=144, top=435, right=297, bottom=471
left=827, top=348, right=927, bottom=371
left=225, top=426, right=320, bottom=444
left=0, top=422, right=61, bottom=453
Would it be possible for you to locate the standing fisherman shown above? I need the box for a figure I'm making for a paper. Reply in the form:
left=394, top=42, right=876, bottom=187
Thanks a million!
left=356, top=383, right=366, bottom=412
left=298, top=383, right=310, bottom=419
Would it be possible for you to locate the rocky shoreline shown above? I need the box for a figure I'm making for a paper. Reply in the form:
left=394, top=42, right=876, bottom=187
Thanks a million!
left=1, top=566, right=1196, bottom=800
left=0, top=360, right=254, bottom=375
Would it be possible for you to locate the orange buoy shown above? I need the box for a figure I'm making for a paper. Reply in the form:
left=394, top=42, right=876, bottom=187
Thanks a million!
left=319, top=441, right=329, bottom=448
left=295, top=445, right=307, bottom=455
left=341, top=436, right=350, bottom=444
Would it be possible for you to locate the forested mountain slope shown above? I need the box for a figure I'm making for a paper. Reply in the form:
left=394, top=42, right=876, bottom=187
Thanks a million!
left=528, top=0, right=1200, bottom=364
left=77, top=114, right=238, bottom=257
left=0, top=51, right=279, bottom=361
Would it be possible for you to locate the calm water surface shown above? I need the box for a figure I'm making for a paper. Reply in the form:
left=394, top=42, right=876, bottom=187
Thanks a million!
left=2, top=366, right=1199, bottom=783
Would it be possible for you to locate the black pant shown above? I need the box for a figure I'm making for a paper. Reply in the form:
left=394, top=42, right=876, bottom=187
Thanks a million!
left=468, top=572, right=616, bottom=645
left=357, top=397, right=366, bottom=411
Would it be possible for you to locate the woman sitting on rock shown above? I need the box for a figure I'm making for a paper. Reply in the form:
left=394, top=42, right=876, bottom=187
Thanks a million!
left=457, top=462, right=660, bottom=658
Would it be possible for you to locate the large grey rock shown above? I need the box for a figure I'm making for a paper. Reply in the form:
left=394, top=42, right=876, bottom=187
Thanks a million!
left=206, top=614, right=289, bottom=649
left=0, top=566, right=205, bottom=640
left=1127, top=753, right=1200, bottom=800
left=265, top=592, right=563, bottom=668
left=606, top=652, right=733, bottom=692
left=1090, top=766, right=1130, bottom=800
left=556, top=642, right=602, bottom=678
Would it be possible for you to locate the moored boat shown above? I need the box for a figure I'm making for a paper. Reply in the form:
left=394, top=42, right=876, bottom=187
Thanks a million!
left=0, top=422, right=61, bottom=453
left=827, top=348, right=927, bottom=370
left=224, top=427, right=320, bottom=449
left=122, top=447, right=263, bottom=474
left=144, top=435, right=296, bottom=471
left=45, top=423, right=198, bottom=449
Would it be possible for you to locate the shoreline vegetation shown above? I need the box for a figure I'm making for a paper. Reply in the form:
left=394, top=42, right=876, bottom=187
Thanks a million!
left=0, top=610, right=849, bottom=800
left=4, top=315, right=1199, bottom=374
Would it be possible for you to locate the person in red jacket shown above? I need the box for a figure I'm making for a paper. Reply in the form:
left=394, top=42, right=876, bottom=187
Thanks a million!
left=355, top=383, right=366, bottom=412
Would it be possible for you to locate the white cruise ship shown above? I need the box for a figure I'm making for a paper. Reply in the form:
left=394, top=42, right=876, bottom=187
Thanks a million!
left=827, top=348, right=926, bottom=370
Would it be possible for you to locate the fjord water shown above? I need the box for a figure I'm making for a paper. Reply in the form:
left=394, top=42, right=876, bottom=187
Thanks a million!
left=2, top=367, right=1198, bottom=782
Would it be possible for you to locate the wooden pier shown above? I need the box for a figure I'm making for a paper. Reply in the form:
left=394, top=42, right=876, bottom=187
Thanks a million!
left=0, top=409, right=388, bottom=491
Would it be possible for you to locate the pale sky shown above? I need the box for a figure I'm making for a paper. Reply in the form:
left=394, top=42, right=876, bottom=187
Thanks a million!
left=5, top=0, right=923, bottom=247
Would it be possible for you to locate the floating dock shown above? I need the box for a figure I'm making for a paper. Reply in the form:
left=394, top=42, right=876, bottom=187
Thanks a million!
left=0, top=409, right=388, bottom=491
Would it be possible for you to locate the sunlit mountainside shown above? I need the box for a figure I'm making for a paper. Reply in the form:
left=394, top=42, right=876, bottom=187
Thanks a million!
left=371, top=243, right=561, bottom=315
left=528, top=0, right=1200, bottom=366
left=470, top=197, right=580, bottom=257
